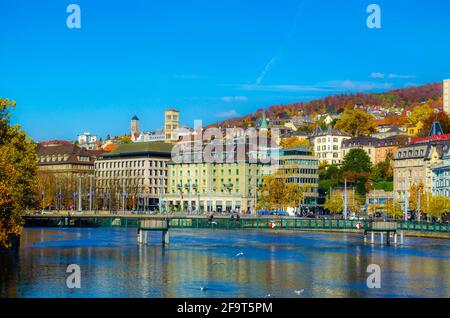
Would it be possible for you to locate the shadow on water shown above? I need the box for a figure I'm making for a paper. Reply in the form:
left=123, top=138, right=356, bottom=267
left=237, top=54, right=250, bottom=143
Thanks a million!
left=0, top=248, right=20, bottom=298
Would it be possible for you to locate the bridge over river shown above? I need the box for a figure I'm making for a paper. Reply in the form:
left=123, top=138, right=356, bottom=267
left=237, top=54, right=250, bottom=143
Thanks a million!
left=23, top=214, right=450, bottom=236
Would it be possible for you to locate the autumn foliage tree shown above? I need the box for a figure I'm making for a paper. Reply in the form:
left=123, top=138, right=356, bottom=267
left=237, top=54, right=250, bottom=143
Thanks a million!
left=258, top=176, right=303, bottom=210
left=0, top=98, right=37, bottom=249
left=334, top=109, right=377, bottom=137
left=407, top=104, right=434, bottom=125
left=419, top=111, right=450, bottom=137
left=279, top=136, right=310, bottom=149
left=324, top=193, right=343, bottom=215
left=384, top=200, right=403, bottom=219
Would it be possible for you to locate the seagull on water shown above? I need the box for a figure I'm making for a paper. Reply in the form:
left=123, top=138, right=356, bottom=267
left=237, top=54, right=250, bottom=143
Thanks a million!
left=235, top=252, right=244, bottom=257
left=294, top=289, right=305, bottom=295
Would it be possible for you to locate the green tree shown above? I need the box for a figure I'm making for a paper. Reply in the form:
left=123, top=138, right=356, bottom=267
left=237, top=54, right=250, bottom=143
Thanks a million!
left=334, top=109, right=377, bottom=137
left=341, top=149, right=372, bottom=174
left=0, top=98, right=38, bottom=248
left=371, top=155, right=393, bottom=182
left=340, top=149, right=372, bottom=195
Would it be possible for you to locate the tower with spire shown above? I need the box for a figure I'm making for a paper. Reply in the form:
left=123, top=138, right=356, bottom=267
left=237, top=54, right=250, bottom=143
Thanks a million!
left=429, top=121, right=444, bottom=137
left=259, top=112, right=268, bottom=131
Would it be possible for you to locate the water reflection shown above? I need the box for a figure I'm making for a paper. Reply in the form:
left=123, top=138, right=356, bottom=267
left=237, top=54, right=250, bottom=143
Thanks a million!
left=0, top=228, right=449, bottom=298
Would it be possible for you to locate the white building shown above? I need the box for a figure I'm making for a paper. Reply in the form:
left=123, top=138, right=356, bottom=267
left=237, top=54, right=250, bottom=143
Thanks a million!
left=310, top=126, right=351, bottom=166
left=136, top=130, right=165, bottom=143
left=78, top=132, right=98, bottom=150
left=444, top=79, right=450, bottom=114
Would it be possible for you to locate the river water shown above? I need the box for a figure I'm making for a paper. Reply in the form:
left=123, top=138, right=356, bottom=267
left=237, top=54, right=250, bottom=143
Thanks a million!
left=1, top=228, right=449, bottom=298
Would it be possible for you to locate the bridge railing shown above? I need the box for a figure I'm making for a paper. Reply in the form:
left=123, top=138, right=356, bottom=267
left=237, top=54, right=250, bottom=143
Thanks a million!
left=23, top=216, right=450, bottom=233
left=167, top=218, right=368, bottom=230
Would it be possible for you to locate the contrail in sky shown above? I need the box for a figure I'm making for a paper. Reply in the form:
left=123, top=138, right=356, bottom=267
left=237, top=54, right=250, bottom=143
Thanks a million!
left=255, top=0, right=306, bottom=85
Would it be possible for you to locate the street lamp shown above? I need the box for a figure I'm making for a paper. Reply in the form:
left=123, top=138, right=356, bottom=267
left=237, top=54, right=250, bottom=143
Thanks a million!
left=78, top=174, right=84, bottom=212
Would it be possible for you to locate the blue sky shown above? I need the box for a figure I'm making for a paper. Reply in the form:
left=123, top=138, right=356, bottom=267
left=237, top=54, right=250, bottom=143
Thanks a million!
left=1, top=0, right=449, bottom=141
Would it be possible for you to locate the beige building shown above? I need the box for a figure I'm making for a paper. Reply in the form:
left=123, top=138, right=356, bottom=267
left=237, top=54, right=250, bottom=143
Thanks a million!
left=310, top=126, right=351, bottom=166
left=342, top=136, right=377, bottom=165
left=164, top=109, right=180, bottom=142
left=342, top=135, right=407, bottom=165
left=444, top=79, right=450, bottom=114
left=393, top=141, right=450, bottom=203
left=95, top=142, right=173, bottom=211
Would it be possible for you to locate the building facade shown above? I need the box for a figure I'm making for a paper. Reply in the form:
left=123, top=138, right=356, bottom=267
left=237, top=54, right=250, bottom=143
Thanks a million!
left=276, top=147, right=319, bottom=209
left=444, top=79, right=450, bottom=114
left=342, top=136, right=407, bottom=165
left=164, top=109, right=180, bottom=142
left=432, top=148, right=450, bottom=197
left=95, top=142, right=173, bottom=211
left=165, top=138, right=271, bottom=214
left=37, top=141, right=97, bottom=175
left=36, top=141, right=101, bottom=210
left=310, top=126, right=351, bottom=166
left=366, top=190, right=394, bottom=215
left=136, top=129, right=165, bottom=143
left=393, top=141, right=450, bottom=203
left=78, top=132, right=98, bottom=150
left=342, top=136, right=377, bottom=164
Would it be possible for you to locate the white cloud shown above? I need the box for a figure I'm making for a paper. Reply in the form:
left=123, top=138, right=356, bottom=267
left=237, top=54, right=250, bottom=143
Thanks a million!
left=215, top=110, right=239, bottom=118
left=237, top=80, right=393, bottom=93
left=324, top=80, right=393, bottom=91
left=388, top=74, right=416, bottom=79
left=370, top=72, right=385, bottom=79
left=221, top=96, right=248, bottom=102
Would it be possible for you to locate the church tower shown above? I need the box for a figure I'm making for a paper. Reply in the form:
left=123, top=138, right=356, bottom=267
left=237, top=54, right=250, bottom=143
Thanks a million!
left=131, top=115, right=140, bottom=141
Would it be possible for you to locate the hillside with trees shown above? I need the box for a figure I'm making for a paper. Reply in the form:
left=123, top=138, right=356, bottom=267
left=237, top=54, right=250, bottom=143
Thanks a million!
left=213, top=82, right=443, bottom=128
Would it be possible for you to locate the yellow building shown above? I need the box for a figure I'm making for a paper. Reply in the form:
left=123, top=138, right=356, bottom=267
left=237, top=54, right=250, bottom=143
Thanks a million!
left=164, top=109, right=180, bottom=142
left=407, top=121, right=424, bottom=137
